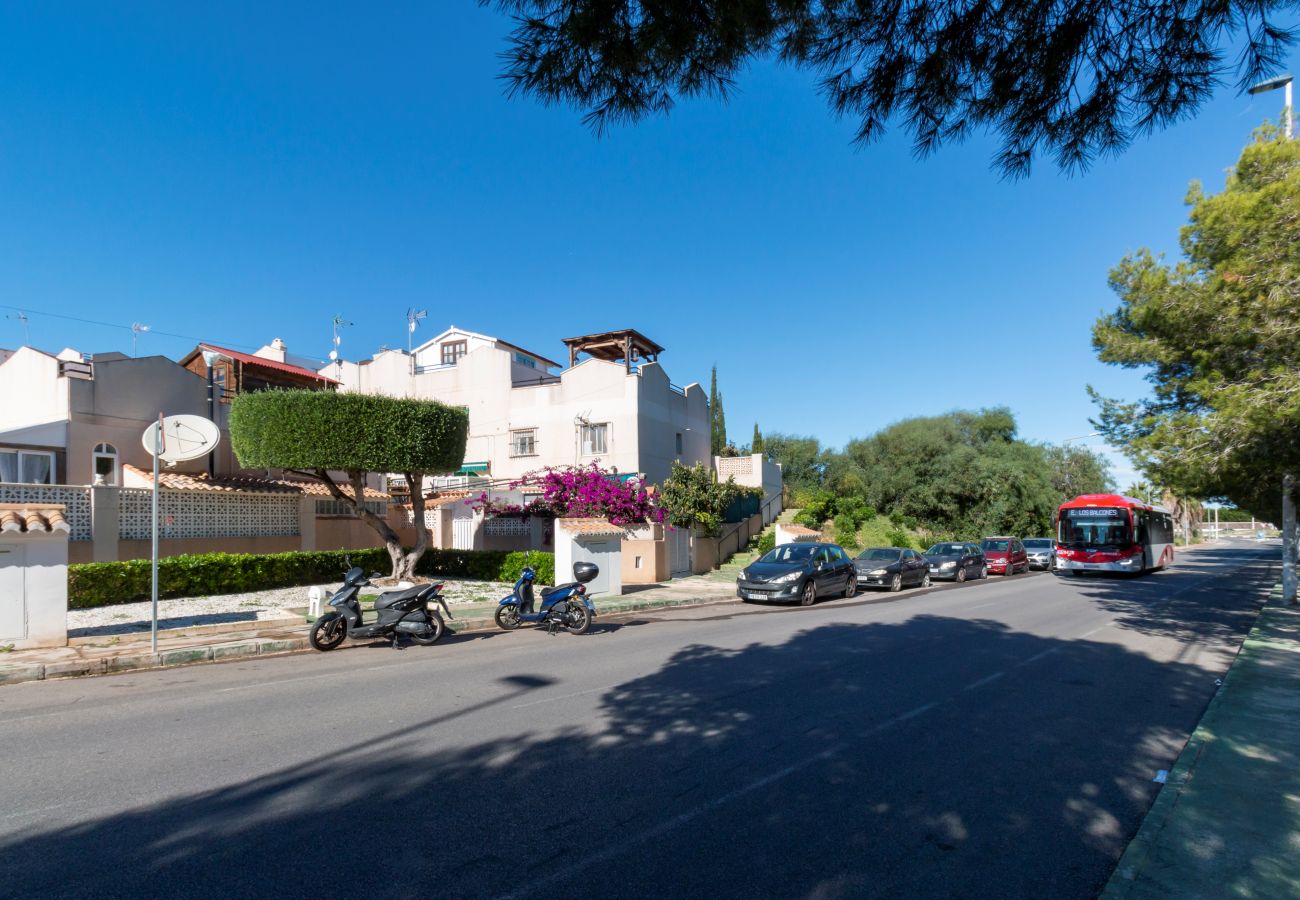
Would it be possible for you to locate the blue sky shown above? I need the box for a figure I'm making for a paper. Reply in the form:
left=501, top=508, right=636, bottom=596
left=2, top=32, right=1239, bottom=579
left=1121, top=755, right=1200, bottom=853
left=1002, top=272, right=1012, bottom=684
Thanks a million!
left=2, top=3, right=1296, bottom=488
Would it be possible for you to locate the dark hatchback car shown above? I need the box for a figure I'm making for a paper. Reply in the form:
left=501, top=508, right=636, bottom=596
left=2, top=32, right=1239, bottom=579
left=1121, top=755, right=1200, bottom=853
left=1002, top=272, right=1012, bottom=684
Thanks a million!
left=855, top=547, right=931, bottom=592
left=736, top=542, right=857, bottom=606
left=981, top=537, right=1029, bottom=575
left=923, top=542, right=987, bottom=582
left=1023, top=538, right=1056, bottom=570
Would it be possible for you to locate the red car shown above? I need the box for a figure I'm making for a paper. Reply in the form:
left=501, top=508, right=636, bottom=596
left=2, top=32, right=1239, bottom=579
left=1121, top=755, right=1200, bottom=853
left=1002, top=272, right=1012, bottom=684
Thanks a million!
left=980, top=537, right=1029, bottom=575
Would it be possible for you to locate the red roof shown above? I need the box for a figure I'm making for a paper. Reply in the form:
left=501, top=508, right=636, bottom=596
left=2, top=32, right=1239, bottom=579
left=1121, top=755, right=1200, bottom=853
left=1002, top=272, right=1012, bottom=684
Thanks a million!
left=198, top=343, right=339, bottom=385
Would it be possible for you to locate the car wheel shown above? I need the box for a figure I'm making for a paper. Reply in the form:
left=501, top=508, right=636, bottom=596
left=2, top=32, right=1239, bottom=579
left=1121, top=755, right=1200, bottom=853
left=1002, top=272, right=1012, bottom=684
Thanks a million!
left=844, top=574, right=858, bottom=597
left=800, top=580, right=817, bottom=607
left=921, top=573, right=931, bottom=588
left=980, top=565, right=988, bottom=579
left=889, top=573, right=903, bottom=592
left=956, top=567, right=967, bottom=583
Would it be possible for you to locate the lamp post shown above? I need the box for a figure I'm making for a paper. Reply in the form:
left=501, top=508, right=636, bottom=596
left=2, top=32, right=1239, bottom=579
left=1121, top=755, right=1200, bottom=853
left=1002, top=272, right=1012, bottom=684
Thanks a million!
left=1248, top=74, right=1293, bottom=139
left=201, top=349, right=221, bottom=476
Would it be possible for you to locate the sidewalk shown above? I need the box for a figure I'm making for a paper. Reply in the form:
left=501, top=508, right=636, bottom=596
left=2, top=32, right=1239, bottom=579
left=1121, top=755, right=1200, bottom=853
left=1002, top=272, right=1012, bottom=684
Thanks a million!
left=0, top=577, right=739, bottom=688
left=1104, top=587, right=1300, bottom=899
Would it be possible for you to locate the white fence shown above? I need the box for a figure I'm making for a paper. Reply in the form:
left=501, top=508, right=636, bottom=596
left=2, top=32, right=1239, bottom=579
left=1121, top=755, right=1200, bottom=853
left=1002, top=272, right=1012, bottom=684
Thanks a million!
left=0, top=484, right=92, bottom=540
left=119, top=489, right=299, bottom=540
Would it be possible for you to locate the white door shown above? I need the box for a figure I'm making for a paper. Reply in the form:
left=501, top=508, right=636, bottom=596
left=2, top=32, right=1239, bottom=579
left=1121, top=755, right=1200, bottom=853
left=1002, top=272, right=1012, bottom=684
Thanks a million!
left=452, top=517, right=475, bottom=550
left=0, top=545, right=26, bottom=641
left=670, top=527, right=692, bottom=578
left=584, top=540, right=617, bottom=596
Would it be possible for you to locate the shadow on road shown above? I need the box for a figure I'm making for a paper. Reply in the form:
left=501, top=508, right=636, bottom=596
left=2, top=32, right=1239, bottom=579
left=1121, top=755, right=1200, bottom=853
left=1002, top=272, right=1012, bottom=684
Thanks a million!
left=0, top=605, right=1269, bottom=899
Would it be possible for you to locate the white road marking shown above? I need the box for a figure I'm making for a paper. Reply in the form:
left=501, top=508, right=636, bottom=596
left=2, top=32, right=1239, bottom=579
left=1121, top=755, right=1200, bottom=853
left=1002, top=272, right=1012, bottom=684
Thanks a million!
left=963, top=671, right=1006, bottom=691
left=1016, top=647, right=1061, bottom=667
left=511, top=684, right=621, bottom=709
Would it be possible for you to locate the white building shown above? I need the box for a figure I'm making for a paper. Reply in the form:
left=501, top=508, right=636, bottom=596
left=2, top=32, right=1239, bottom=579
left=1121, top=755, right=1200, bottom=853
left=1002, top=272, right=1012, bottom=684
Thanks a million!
left=324, top=326, right=710, bottom=486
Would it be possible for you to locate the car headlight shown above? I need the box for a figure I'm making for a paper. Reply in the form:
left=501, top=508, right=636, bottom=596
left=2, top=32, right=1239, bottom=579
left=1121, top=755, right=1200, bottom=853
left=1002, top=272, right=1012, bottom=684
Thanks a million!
left=869, top=568, right=887, bottom=576
left=772, top=571, right=802, bottom=583
left=1119, top=557, right=1139, bottom=566
left=939, top=561, right=956, bottom=569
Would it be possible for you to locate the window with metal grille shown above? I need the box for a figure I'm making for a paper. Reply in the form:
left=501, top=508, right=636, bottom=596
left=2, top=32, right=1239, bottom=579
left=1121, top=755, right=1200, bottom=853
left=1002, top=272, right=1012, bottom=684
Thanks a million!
left=580, top=423, right=608, bottom=455
left=510, top=429, right=537, bottom=457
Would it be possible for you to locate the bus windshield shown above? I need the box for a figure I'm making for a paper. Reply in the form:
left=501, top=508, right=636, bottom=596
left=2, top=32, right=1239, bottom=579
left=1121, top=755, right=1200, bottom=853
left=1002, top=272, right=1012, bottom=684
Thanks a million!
left=1058, top=507, right=1131, bottom=548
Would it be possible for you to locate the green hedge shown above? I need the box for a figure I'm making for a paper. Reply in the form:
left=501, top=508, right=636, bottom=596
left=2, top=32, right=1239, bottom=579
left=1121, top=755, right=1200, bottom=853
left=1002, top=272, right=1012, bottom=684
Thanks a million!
left=68, top=548, right=555, bottom=609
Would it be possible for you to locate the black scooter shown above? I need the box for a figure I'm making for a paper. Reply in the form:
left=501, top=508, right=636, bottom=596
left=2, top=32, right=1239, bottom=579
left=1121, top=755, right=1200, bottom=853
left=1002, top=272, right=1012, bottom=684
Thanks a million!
left=309, top=564, right=452, bottom=651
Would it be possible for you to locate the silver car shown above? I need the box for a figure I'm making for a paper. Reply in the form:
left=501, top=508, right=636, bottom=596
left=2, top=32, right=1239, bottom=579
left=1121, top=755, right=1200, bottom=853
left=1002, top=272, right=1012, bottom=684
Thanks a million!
left=1023, top=538, right=1055, bottom=570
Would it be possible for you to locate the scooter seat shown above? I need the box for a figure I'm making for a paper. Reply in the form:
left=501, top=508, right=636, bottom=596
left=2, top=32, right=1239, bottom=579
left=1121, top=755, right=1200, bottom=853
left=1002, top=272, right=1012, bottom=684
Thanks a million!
left=541, top=582, right=578, bottom=599
left=374, top=585, right=427, bottom=609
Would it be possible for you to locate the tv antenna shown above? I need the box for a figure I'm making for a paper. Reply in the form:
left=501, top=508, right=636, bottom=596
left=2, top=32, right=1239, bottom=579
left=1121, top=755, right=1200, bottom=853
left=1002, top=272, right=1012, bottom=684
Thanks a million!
left=6, top=311, right=29, bottom=344
left=329, top=314, right=353, bottom=361
left=406, top=308, right=427, bottom=353
left=131, top=322, right=151, bottom=356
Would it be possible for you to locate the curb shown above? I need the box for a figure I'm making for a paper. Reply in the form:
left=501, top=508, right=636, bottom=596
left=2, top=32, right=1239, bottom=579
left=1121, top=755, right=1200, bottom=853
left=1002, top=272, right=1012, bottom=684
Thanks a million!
left=1101, top=585, right=1276, bottom=898
left=0, top=594, right=738, bottom=688
left=0, top=636, right=312, bottom=687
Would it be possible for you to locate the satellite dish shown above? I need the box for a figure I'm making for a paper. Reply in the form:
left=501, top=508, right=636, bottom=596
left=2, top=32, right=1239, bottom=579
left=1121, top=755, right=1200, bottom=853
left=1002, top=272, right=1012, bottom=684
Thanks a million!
left=142, top=415, right=221, bottom=463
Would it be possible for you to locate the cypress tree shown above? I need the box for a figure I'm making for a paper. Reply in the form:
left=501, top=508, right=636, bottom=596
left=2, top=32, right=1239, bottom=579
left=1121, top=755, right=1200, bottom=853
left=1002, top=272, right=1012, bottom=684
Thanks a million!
left=752, top=424, right=764, bottom=454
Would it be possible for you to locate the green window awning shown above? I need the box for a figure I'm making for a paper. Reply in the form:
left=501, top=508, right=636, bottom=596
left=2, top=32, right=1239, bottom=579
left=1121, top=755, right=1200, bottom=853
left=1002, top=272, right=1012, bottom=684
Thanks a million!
left=456, top=461, right=490, bottom=475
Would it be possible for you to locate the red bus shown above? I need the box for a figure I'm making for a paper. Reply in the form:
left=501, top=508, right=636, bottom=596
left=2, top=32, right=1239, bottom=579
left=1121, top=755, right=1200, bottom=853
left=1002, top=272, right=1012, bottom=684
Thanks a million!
left=1054, top=494, right=1175, bottom=576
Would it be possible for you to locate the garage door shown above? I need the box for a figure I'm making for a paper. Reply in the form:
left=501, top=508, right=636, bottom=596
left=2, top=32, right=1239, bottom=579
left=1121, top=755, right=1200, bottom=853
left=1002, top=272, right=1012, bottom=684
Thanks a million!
left=669, top=527, right=692, bottom=578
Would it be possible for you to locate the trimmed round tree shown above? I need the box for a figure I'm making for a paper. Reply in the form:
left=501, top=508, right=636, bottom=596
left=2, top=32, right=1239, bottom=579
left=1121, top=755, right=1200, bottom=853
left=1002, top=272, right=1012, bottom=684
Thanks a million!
left=229, top=390, right=468, bottom=580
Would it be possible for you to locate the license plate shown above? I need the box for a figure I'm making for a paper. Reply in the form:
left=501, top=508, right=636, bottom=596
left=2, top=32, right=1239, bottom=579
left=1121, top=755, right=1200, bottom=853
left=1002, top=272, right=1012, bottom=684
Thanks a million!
left=744, top=591, right=766, bottom=600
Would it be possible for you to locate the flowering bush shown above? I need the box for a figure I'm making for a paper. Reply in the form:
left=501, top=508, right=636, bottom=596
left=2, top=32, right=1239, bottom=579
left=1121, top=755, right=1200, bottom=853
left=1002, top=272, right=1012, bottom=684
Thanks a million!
left=467, top=463, right=665, bottom=526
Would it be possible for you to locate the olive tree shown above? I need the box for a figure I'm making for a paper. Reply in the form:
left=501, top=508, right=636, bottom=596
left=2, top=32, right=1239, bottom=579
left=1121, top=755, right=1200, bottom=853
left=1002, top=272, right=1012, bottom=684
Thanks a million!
left=229, top=390, right=469, bottom=580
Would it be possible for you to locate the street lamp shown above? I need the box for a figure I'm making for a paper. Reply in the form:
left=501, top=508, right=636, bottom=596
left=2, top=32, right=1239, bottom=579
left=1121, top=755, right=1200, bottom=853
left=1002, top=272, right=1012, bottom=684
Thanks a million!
left=1248, top=73, right=1293, bottom=139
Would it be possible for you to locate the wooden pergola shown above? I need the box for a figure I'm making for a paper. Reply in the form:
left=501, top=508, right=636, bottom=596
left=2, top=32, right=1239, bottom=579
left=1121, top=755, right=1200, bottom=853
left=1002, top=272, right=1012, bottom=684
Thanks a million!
left=561, top=329, right=665, bottom=372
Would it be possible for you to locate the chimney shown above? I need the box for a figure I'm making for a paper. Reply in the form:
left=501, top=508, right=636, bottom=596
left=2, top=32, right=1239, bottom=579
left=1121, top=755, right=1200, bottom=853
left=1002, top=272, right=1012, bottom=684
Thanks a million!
left=256, top=338, right=288, bottom=363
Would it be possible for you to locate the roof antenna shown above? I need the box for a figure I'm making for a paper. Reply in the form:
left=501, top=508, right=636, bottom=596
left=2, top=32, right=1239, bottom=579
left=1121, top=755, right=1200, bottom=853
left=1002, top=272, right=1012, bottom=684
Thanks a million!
left=406, top=308, right=427, bottom=353
left=329, top=314, right=353, bottom=362
left=6, top=311, right=30, bottom=345
left=131, top=322, right=151, bottom=357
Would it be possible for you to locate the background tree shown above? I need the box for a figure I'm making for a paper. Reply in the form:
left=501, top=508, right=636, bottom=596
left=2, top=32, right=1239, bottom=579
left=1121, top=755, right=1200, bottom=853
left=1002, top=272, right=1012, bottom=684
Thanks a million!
left=761, top=433, right=829, bottom=497
left=752, top=424, right=764, bottom=455
left=229, top=390, right=468, bottom=580
left=708, top=365, right=728, bottom=456
left=1091, top=126, right=1300, bottom=599
left=486, top=0, right=1294, bottom=175
left=659, top=461, right=756, bottom=536
left=1042, top=444, right=1114, bottom=500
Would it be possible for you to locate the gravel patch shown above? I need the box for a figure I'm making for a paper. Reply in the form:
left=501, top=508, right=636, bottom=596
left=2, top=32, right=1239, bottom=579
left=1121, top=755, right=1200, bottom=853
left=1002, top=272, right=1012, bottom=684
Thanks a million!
left=69, top=577, right=514, bottom=638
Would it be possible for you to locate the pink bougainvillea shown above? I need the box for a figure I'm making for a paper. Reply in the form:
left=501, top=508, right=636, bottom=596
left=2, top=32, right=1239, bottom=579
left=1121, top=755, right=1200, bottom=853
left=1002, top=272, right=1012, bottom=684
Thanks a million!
left=466, top=463, right=664, bottom=526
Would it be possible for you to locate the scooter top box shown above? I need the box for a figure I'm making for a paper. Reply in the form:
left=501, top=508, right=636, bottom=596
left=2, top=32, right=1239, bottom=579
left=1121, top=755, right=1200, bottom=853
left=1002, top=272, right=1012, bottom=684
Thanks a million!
left=573, top=562, right=599, bottom=584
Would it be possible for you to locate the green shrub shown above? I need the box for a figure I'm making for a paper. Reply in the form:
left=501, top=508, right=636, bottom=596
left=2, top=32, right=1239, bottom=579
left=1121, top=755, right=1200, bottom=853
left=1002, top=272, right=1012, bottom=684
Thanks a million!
left=755, top=529, right=776, bottom=555
left=884, top=527, right=916, bottom=549
left=68, top=547, right=555, bottom=609
left=833, top=513, right=860, bottom=550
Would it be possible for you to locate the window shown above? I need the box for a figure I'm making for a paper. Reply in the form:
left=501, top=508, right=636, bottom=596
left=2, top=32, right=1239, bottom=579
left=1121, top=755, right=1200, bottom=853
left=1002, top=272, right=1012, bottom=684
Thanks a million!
left=510, top=429, right=537, bottom=457
left=514, top=352, right=536, bottom=369
left=441, top=341, right=467, bottom=365
left=0, top=448, right=55, bottom=484
left=580, top=423, right=608, bottom=455
left=213, top=363, right=230, bottom=402
left=92, top=442, right=119, bottom=485
left=675, top=432, right=683, bottom=455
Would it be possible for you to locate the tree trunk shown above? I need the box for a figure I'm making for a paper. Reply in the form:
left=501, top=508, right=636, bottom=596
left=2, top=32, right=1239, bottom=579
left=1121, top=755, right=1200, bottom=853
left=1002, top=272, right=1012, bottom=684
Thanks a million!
left=397, top=471, right=431, bottom=582
left=1284, top=473, right=1297, bottom=605
left=312, top=468, right=408, bottom=578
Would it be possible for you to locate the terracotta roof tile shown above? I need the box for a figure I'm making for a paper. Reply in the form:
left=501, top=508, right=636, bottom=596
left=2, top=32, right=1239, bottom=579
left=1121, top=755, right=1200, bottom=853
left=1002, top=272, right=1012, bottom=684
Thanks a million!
left=556, top=518, right=627, bottom=537
left=121, top=464, right=387, bottom=499
left=0, top=504, right=71, bottom=535
left=781, top=525, right=821, bottom=535
left=197, top=343, right=340, bottom=384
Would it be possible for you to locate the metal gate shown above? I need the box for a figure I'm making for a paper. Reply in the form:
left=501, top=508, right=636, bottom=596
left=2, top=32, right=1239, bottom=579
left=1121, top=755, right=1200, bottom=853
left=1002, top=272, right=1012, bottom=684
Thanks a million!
left=0, top=545, right=26, bottom=641
left=669, top=527, right=692, bottom=578
left=452, top=517, right=475, bottom=550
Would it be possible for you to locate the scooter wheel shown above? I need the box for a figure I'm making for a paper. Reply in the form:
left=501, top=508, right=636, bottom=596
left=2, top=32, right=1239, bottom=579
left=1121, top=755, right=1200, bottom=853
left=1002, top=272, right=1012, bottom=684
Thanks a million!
left=564, top=602, right=591, bottom=635
left=309, top=616, right=346, bottom=651
left=495, top=606, right=522, bottom=631
left=407, top=615, right=446, bottom=646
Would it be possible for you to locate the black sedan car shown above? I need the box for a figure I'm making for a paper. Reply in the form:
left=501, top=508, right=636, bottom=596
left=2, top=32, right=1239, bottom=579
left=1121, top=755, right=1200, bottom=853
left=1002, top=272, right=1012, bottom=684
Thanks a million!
left=855, top=547, right=931, bottom=591
left=736, top=542, right=857, bottom=606
left=923, top=542, right=988, bottom=582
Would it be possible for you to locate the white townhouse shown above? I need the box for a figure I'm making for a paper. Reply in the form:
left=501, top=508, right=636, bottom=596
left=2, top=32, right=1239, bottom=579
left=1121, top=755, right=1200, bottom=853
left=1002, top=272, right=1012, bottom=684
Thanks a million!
left=323, top=326, right=711, bottom=487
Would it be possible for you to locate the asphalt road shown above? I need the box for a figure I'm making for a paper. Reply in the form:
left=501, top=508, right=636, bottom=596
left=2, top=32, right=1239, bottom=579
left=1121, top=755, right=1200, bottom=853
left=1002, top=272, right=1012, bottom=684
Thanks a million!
left=0, top=540, right=1278, bottom=899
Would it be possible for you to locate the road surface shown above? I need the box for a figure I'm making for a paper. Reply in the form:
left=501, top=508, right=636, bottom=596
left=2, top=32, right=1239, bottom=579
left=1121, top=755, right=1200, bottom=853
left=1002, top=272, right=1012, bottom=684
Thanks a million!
left=0, top=540, right=1277, bottom=899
